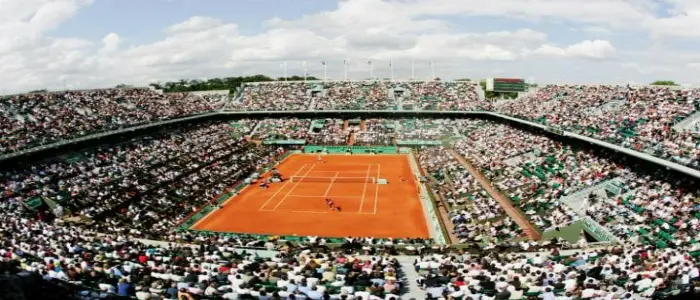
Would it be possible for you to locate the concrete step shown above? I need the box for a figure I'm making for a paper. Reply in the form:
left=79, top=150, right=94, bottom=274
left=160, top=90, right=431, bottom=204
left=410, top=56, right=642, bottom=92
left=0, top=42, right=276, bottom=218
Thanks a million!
left=396, top=256, right=425, bottom=300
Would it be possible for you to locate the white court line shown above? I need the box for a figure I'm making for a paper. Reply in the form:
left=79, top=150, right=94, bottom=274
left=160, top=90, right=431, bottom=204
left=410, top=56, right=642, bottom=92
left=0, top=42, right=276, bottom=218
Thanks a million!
left=357, top=164, right=372, bottom=213
left=288, top=195, right=361, bottom=198
left=373, top=163, right=380, bottom=214
left=322, top=171, right=340, bottom=197
left=258, top=163, right=308, bottom=211
left=306, top=171, right=371, bottom=174
left=286, top=210, right=363, bottom=214
left=270, top=164, right=318, bottom=211
left=193, top=154, right=301, bottom=226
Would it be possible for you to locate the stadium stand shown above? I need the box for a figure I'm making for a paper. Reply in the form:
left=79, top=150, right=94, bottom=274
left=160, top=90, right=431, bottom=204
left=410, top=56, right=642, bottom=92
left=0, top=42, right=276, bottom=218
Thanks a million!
left=418, top=147, right=523, bottom=245
left=495, top=85, right=700, bottom=170
left=2, top=80, right=700, bottom=299
left=0, top=88, right=214, bottom=155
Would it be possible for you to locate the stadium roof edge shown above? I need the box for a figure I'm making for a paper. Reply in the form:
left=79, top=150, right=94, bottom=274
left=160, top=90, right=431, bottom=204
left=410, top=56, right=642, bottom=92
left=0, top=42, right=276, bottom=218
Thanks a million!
left=2, top=110, right=698, bottom=180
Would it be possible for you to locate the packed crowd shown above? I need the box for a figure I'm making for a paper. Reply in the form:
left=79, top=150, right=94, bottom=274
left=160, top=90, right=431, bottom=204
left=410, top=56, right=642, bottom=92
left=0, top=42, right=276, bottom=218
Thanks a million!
left=583, top=171, right=700, bottom=249
left=308, top=119, right=348, bottom=145
left=232, top=81, right=486, bottom=112
left=416, top=245, right=700, bottom=299
left=351, top=119, right=394, bottom=146
left=2, top=102, right=700, bottom=299
left=233, top=82, right=311, bottom=111
left=454, top=121, right=615, bottom=232
left=395, top=119, right=456, bottom=141
left=496, top=85, right=700, bottom=170
left=0, top=88, right=213, bottom=155
left=5, top=82, right=700, bottom=177
left=254, top=119, right=311, bottom=141
left=0, top=122, right=268, bottom=234
left=449, top=119, right=700, bottom=251
left=399, top=81, right=481, bottom=111
left=1, top=203, right=407, bottom=300
left=317, top=82, right=394, bottom=110
left=418, top=147, right=523, bottom=245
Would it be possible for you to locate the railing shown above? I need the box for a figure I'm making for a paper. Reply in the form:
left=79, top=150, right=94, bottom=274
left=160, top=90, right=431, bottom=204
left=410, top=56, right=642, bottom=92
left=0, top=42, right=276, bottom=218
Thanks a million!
left=4, top=110, right=699, bottom=180
left=581, top=216, right=620, bottom=244
left=406, top=150, right=448, bottom=244
left=303, top=145, right=398, bottom=154
left=0, top=111, right=220, bottom=162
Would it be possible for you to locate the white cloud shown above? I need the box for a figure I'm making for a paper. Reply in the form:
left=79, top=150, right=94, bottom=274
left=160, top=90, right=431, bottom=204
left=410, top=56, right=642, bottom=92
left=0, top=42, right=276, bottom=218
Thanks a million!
left=101, top=33, right=120, bottom=52
left=165, top=16, right=226, bottom=34
left=534, top=40, right=616, bottom=59
left=578, top=26, right=613, bottom=35
left=3, top=0, right=700, bottom=93
left=687, top=63, right=700, bottom=69
left=645, top=0, right=700, bottom=38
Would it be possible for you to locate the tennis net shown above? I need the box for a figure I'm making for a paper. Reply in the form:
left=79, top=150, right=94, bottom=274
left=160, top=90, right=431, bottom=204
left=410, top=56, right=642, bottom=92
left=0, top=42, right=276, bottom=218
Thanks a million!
left=289, top=176, right=376, bottom=183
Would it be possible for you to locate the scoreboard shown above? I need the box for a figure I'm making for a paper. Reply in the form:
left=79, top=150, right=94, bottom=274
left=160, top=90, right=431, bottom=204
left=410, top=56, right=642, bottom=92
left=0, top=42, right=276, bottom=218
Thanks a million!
left=485, top=78, right=527, bottom=92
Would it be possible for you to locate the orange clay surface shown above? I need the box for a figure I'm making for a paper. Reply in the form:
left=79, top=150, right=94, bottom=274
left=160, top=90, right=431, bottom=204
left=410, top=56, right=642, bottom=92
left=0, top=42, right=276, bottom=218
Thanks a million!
left=191, top=154, right=429, bottom=238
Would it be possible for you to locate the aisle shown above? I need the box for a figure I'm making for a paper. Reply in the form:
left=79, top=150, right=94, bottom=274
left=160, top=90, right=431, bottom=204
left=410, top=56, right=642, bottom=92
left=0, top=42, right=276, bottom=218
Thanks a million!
left=449, top=149, right=541, bottom=241
left=397, top=256, right=425, bottom=299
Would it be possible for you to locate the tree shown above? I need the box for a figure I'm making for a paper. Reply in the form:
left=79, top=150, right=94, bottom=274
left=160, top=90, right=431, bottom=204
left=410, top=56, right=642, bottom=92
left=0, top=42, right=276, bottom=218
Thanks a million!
left=29, top=89, right=48, bottom=93
left=154, top=75, right=321, bottom=93
left=650, top=80, right=678, bottom=86
left=115, top=84, right=133, bottom=88
left=149, top=82, right=163, bottom=90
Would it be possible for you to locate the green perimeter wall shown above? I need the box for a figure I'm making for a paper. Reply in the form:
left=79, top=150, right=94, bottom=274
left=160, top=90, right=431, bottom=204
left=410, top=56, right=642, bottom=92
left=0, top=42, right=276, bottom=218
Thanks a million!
left=303, top=145, right=398, bottom=154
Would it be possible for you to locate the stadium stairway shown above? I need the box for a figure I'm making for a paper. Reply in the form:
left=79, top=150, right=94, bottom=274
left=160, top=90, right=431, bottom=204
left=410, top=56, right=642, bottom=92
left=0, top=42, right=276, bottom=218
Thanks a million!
left=673, top=110, right=700, bottom=132
left=396, top=256, right=426, bottom=300
left=308, top=94, right=317, bottom=110
left=449, top=150, right=542, bottom=241
left=248, top=120, right=263, bottom=136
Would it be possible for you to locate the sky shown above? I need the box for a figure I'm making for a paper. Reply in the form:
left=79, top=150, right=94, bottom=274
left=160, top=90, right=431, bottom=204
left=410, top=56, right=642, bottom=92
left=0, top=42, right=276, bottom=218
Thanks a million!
left=2, top=0, right=700, bottom=93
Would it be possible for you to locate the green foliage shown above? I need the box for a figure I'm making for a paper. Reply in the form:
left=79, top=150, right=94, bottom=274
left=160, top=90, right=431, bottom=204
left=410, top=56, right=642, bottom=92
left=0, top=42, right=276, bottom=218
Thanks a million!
left=650, top=80, right=678, bottom=86
left=115, top=84, right=133, bottom=88
left=152, top=75, right=319, bottom=93
left=29, top=89, right=48, bottom=93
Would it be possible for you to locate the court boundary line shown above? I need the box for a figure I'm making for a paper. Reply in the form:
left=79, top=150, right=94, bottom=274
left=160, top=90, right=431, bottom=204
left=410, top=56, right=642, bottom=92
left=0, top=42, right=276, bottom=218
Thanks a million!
left=286, top=210, right=364, bottom=214
left=193, top=153, right=302, bottom=227
left=373, top=163, right=380, bottom=214
left=288, top=195, right=361, bottom=198
left=191, top=154, right=431, bottom=236
left=357, top=164, right=372, bottom=213
left=258, top=163, right=308, bottom=211
left=268, top=163, right=318, bottom=211
left=306, top=171, right=372, bottom=174
left=322, top=171, right=340, bottom=198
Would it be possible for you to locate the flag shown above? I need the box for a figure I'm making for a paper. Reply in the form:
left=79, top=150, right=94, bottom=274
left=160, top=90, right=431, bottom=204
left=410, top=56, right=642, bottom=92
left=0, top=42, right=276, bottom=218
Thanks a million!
left=367, top=60, right=372, bottom=65
left=280, top=61, right=287, bottom=67
left=321, top=61, right=326, bottom=66
left=302, top=61, right=306, bottom=66
left=389, top=60, right=392, bottom=67
left=343, top=59, right=347, bottom=65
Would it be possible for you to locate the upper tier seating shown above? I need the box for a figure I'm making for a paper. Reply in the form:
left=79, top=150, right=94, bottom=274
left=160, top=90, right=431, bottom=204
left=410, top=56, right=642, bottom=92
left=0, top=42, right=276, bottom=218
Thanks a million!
left=0, top=88, right=213, bottom=155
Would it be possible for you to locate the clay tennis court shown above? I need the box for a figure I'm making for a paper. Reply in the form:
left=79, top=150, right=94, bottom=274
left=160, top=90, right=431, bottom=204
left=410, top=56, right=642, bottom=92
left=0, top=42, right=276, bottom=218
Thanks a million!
left=191, top=154, right=429, bottom=238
